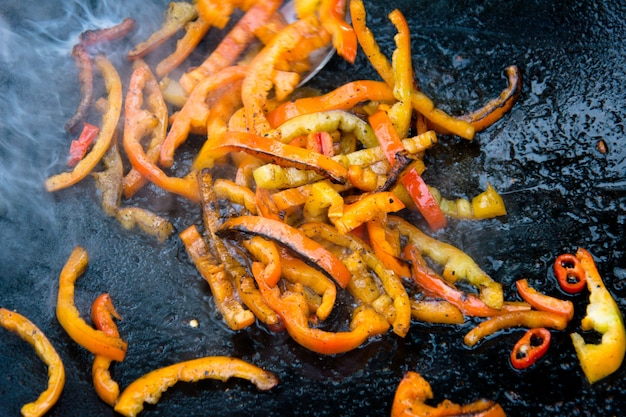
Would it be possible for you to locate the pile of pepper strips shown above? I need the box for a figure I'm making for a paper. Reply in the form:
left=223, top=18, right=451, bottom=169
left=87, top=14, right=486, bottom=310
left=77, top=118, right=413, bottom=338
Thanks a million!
left=9, top=0, right=620, bottom=416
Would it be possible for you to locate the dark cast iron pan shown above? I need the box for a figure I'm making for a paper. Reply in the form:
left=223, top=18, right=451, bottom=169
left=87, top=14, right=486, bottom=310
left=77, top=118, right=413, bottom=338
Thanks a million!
left=1, top=0, right=625, bottom=416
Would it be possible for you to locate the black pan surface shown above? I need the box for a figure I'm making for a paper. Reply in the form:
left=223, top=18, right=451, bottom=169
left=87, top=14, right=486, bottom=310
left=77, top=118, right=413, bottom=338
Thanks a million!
left=1, top=0, right=625, bottom=416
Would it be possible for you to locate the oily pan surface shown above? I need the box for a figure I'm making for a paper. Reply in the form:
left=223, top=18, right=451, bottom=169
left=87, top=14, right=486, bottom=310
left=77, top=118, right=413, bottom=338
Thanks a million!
left=0, top=0, right=625, bottom=415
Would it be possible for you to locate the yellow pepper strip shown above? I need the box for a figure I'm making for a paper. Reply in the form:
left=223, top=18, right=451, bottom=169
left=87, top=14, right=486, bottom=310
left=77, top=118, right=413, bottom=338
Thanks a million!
left=56, top=246, right=128, bottom=362
left=46, top=54, right=122, bottom=192
left=463, top=310, right=569, bottom=347
left=410, top=299, right=465, bottom=325
left=212, top=178, right=258, bottom=215
left=387, top=9, right=413, bottom=139
left=243, top=236, right=283, bottom=287
left=391, top=371, right=506, bottom=417
left=333, top=191, right=405, bottom=234
left=91, top=293, right=122, bottom=406
left=114, top=356, right=279, bottom=417
left=430, top=183, right=507, bottom=220
left=410, top=91, right=475, bottom=140
left=389, top=215, right=504, bottom=310
left=571, top=247, right=626, bottom=384
left=303, top=180, right=344, bottom=223
left=180, top=225, right=255, bottom=330
left=0, top=308, right=65, bottom=417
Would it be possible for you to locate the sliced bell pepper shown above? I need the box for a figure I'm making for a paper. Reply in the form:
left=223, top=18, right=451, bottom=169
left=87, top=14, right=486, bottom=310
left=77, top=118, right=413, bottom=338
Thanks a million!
left=0, top=308, right=65, bottom=417
left=255, top=186, right=283, bottom=221
left=391, top=371, right=506, bottom=417
left=212, top=178, right=258, bottom=214
left=333, top=191, right=405, bottom=234
left=510, top=327, right=551, bottom=370
left=303, top=180, right=345, bottom=223
left=319, top=0, right=357, bottom=63
left=68, top=122, right=99, bottom=166
left=570, top=248, right=626, bottom=384
left=409, top=299, right=465, bottom=325
left=400, top=168, right=447, bottom=231
left=154, top=15, right=212, bottom=77
left=387, top=8, right=413, bottom=139
left=65, top=43, right=94, bottom=135
left=515, top=279, right=574, bottom=321
left=91, top=293, right=122, bottom=406
left=366, top=218, right=411, bottom=279
left=114, top=356, right=279, bottom=417
left=554, top=253, right=586, bottom=294
left=243, top=236, right=283, bottom=288
left=56, top=246, right=128, bottom=362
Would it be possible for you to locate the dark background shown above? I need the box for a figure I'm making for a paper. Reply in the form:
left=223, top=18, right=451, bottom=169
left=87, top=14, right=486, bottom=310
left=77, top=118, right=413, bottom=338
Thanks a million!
left=1, top=0, right=625, bottom=416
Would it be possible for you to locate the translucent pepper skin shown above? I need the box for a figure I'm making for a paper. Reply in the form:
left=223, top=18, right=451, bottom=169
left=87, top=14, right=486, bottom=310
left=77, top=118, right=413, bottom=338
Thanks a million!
left=570, top=248, right=626, bottom=384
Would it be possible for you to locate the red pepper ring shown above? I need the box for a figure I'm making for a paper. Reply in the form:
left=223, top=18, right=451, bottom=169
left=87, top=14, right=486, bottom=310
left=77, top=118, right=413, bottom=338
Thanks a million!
left=554, top=253, right=586, bottom=294
left=510, top=327, right=551, bottom=370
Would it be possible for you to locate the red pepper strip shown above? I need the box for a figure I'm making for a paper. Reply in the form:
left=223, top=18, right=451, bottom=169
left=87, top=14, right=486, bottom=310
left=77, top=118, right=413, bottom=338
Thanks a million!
left=0, top=308, right=66, bottom=417
left=204, top=131, right=348, bottom=184
left=308, top=131, right=335, bottom=157
left=68, top=122, right=99, bottom=166
left=554, top=253, right=586, bottom=294
left=510, top=327, right=551, bottom=370
left=160, top=65, right=247, bottom=168
left=366, top=218, right=411, bottom=279
left=368, top=110, right=405, bottom=165
left=46, top=55, right=122, bottom=192
left=91, top=293, right=122, bottom=406
left=464, top=310, right=568, bottom=347
left=253, top=262, right=389, bottom=354
left=515, top=279, right=574, bottom=321
left=179, top=0, right=281, bottom=93
left=459, top=65, right=522, bottom=133
left=78, top=17, right=136, bottom=47
left=56, top=246, right=128, bottom=361
left=319, top=0, right=357, bottom=63
left=404, top=244, right=504, bottom=318
left=243, top=236, right=283, bottom=288
left=400, top=168, right=447, bottom=231
left=391, top=371, right=506, bottom=417
left=216, top=215, right=352, bottom=288
left=65, top=44, right=94, bottom=135
left=267, top=80, right=394, bottom=127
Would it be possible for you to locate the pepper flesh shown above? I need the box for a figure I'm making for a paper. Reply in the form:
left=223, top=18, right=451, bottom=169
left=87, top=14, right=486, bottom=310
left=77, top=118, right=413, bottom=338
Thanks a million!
left=0, top=308, right=66, bottom=417
left=570, top=247, right=626, bottom=384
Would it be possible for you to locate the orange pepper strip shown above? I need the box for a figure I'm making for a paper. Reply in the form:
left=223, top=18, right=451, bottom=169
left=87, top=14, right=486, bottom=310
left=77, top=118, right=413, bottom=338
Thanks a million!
left=180, top=0, right=282, bottom=93
left=155, top=16, right=211, bottom=78
left=319, top=0, right=357, bottom=63
left=123, top=60, right=168, bottom=199
left=114, top=356, right=279, bottom=417
left=267, top=80, right=395, bottom=127
left=243, top=236, right=283, bottom=288
left=255, top=187, right=283, bottom=221
left=366, top=218, right=411, bottom=279
left=217, top=215, right=352, bottom=288
left=56, top=246, right=128, bottom=362
left=242, top=14, right=330, bottom=136
left=391, top=371, right=506, bottom=417
left=123, top=65, right=200, bottom=202
left=334, top=191, right=405, bottom=234
left=203, top=131, right=348, bottom=184
left=459, top=65, right=522, bottom=133
left=253, top=262, right=389, bottom=354
left=46, top=55, right=122, bottom=192
left=410, top=299, right=465, bottom=325
left=0, top=308, right=65, bottom=417
left=464, top=310, right=569, bottom=347
left=387, top=9, right=413, bottom=139
left=180, top=225, right=255, bottom=330
left=349, top=0, right=394, bottom=86
left=91, top=293, right=122, bottom=406
left=160, top=65, right=247, bottom=168
left=515, top=279, right=574, bottom=321
left=212, top=178, right=258, bottom=214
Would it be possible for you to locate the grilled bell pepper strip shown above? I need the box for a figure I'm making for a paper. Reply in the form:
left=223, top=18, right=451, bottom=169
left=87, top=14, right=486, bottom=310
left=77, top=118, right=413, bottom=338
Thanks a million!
left=267, top=80, right=395, bottom=127
left=255, top=186, right=283, bottom=221
left=123, top=65, right=200, bottom=202
left=114, top=356, right=279, bottom=417
left=203, top=131, right=349, bottom=184
left=0, top=308, right=65, bottom=417
left=515, top=279, right=574, bottom=321
left=429, top=183, right=507, bottom=220
left=410, top=299, right=464, bottom=325
left=319, top=0, right=357, bottom=63
left=554, top=253, right=586, bottom=294
left=333, top=191, right=405, bottom=234
left=216, top=215, right=352, bottom=288
left=212, top=178, right=258, bottom=214
left=179, top=0, right=282, bottom=93
left=366, top=218, right=411, bottom=278
left=46, top=55, right=122, bottom=192
left=303, top=180, right=344, bottom=223
left=410, top=91, right=475, bottom=140
left=253, top=262, right=389, bottom=354
left=65, top=43, right=94, bottom=135
left=464, top=310, right=568, bottom=347
left=459, top=65, right=522, bottom=133
left=68, top=122, right=99, bottom=166
left=154, top=15, right=212, bottom=77
left=79, top=17, right=136, bottom=47
left=91, top=294, right=122, bottom=406
left=56, top=246, right=128, bottom=361
left=389, top=215, right=504, bottom=310
left=391, top=371, right=506, bottom=417
left=387, top=8, right=413, bottom=139
left=510, top=327, right=551, bottom=370
left=570, top=247, right=626, bottom=384
left=243, top=236, right=283, bottom=287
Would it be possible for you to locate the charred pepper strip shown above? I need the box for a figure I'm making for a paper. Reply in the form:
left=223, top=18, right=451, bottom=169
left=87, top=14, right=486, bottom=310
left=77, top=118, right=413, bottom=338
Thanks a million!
left=114, top=356, right=279, bottom=417
left=0, top=308, right=65, bottom=417
left=243, top=236, right=283, bottom=288
left=65, top=44, right=94, bottom=135
left=78, top=17, right=136, bottom=47
left=510, top=327, right=551, bottom=370
left=46, top=55, right=122, bottom=192
left=554, top=253, right=587, bottom=294
left=56, top=246, right=128, bottom=361
left=391, top=371, right=506, bottom=417
left=155, top=15, right=212, bottom=77
left=91, top=294, right=122, bottom=406
left=571, top=247, right=626, bottom=384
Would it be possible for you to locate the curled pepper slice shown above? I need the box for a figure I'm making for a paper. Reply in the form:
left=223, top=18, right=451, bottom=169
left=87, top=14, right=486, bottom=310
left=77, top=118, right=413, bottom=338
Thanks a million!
left=0, top=308, right=65, bottom=417
left=114, top=356, right=279, bottom=417
left=515, top=279, right=574, bottom=321
left=391, top=371, right=506, bottom=417
left=570, top=248, right=626, bottom=384
left=554, top=253, right=586, bottom=294
left=510, top=327, right=551, bottom=370
left=56, top=246, right=128, bottom=361
left=91, top=293, right=122, bottom=406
